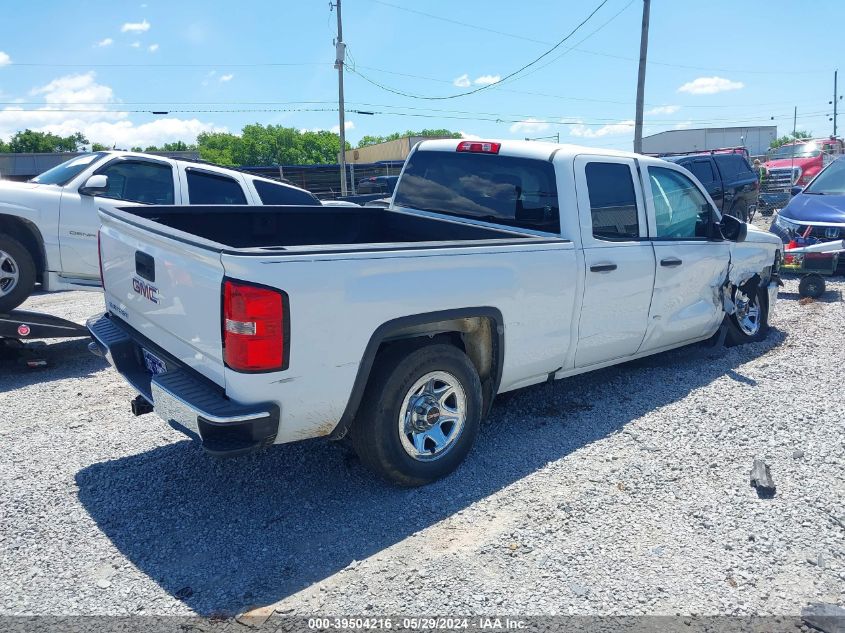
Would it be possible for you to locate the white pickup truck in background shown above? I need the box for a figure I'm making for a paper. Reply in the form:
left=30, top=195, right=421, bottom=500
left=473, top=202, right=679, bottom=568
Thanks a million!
left=0, top=151, right=320, bottom=312
left=89, top=139, right=783, bottom=486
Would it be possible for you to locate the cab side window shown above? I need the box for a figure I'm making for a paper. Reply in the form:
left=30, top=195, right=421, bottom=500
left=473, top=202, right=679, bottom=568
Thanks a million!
left=648, top=167, right=712, bottom=239
left=95, top=160, right=175, bottom=204
left=187, top=169, right=247, bottom=204
left=688, top=159, right=716, bottom=184
left=585, top=162, right=639, bottom=240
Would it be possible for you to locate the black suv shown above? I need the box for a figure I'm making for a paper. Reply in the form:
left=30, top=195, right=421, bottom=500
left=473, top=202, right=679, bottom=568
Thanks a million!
left=664, top=152, right=759, bottom=222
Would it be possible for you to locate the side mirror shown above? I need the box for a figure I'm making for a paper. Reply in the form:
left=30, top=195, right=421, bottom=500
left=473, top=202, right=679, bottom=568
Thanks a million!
left=719, top=214, right=747, bottom=242
left=790, top=185, right=803, bottom=196
left=79, top=174, right=109, bottom=196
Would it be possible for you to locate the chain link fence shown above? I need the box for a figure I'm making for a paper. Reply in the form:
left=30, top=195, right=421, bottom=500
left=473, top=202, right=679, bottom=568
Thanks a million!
left=241, top=161, right=405, bottom=201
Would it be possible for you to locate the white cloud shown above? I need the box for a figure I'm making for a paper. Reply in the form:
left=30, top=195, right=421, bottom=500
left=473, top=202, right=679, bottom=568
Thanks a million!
left=509, top=118, right=550, bottom=134
left=460, top=131, right=482, bottom=140
left=130, top=41, right=141, bottom=48
left=1, top=72, right=224, bottom=148
left=330, top=120, right=355, bottom=134
left=453, top=73, right=471, bottom=88
left=0, top=51, right=11, bottom=66
left=95, top=38, right=114, bottom=48
left=30, top=72, right=117, bottom=106
left=645, top=105, right=680, bottom=116
left=121, top=19, right=150, bottom=33
left=219, top=73, right=234, bottom=83
left=473, top=74, right=500, bottom=86
left=678, top=76, right=744, bottom=95
left=569, top=120, right=634, bottom=138
left=148, top=43, right=159, bottom=52
left=673, top=121, right=692, bottom=130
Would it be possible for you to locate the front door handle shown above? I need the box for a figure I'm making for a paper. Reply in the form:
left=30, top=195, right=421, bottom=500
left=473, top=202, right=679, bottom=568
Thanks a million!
left=590, top=263, right=617, bottom=273
left=660, top=258, right=683, bottom=267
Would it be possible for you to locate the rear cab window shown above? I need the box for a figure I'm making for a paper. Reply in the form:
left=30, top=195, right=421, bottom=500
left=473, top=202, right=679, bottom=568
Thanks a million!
left=186, top=169, right=247, bottom=204
left=393, top=149, right=560, bottom=233
left=584, top=162, right=639, bottom=240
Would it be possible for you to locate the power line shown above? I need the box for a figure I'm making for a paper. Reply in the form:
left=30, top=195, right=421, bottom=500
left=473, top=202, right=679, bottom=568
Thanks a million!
left=363, top=0, right=830, bottom=76
left=350, top=63, right=829, bottom=110
left=345, top=0, right=612, bottom=100
left=5, top=105, right=827, bottom=127
left=4, top=62, right=330, bottom=68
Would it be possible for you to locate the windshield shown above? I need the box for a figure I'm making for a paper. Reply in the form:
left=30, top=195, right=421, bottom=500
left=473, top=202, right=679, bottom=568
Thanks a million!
left=768, top=143, right=821, bottom=160
left=30, top=152, right=106, bottom=186
left=804, top=159, right=845, bottom=195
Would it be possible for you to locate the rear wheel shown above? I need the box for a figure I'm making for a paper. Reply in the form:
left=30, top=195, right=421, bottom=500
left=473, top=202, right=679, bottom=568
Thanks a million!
left=725, top=284, right=769, bottom=346
left=0, top=235, right=36, bottom=313
left=351, top=343, right=482, bottom=486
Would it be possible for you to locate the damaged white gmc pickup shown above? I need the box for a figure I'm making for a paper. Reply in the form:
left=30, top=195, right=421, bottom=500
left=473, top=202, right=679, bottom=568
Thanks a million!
left=88, top=139, right=782, bottom=485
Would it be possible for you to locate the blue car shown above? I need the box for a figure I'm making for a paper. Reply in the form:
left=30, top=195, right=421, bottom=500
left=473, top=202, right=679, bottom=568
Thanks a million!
left=770, top=157, right=845, bottom=272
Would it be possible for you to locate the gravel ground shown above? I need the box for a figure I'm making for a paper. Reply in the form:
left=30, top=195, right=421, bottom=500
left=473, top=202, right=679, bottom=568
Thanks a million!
left=1, top=275, right=843, bottom=619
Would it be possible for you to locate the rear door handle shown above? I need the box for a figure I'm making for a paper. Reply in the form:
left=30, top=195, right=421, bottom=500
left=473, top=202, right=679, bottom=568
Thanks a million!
left=660, top=258, right=683, bottom=267
left=590, top=263, right=617, bottom=273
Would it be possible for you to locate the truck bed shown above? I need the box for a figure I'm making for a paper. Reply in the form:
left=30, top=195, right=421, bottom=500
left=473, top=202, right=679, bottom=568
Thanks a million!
left=119, top=204, right=540, bottom=250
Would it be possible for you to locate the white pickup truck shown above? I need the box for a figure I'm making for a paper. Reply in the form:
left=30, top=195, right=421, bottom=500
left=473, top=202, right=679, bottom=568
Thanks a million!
left=89, top=139, right=782, bottom=486
left=0, top=151, right=320, bottom=312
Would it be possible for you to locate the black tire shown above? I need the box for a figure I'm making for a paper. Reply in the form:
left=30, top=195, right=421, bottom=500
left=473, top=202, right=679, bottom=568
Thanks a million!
left=351, top=343, right=482, bottom=487
left=798, top=274, right=825, bottom=299
left=725, top=284, right=769, bottom=346
left=0, top=234, right=36, bottom=313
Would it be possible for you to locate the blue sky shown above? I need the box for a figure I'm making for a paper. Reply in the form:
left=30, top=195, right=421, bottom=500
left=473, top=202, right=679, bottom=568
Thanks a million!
left=0, top=0, right=842, bottom=151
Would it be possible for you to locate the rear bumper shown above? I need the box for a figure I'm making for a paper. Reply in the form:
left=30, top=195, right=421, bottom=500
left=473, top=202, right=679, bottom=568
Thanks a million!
left=87, top=313, right=279, bottom=456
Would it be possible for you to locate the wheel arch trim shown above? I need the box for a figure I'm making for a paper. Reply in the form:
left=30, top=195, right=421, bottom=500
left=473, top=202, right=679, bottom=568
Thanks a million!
left=331, top=307, right=505, bottom=440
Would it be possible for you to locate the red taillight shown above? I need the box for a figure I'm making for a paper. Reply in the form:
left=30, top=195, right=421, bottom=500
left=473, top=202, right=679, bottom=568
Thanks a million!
left=97, top=230, right=104, bottom=285
left=223, top=279, right=288, bottom=372
left=456, top=141, right=501, bottom=154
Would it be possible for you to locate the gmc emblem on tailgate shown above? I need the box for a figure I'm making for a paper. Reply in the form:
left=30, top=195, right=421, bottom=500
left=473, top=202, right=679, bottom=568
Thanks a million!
left=132, top=277, right=159, bottom=304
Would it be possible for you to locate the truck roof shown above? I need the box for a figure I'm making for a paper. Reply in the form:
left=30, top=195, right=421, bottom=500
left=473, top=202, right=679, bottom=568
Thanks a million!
left=95, top=150, right=305, bottom=190
left=415, top=138, right=639, bottom=161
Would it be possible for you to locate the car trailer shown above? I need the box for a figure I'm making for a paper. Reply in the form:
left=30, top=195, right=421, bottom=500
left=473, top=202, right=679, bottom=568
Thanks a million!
left=782, top=238, right=845, bottom=298
left=0, top=310, right=90, bottom=368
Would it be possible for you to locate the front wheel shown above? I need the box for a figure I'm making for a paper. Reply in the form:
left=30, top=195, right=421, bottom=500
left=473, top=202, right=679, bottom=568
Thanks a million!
left=351, top=343, right=482, bottom=486
left=725, top=284, right=769, bottom=346
left=0, top=235, right=36, bottom=314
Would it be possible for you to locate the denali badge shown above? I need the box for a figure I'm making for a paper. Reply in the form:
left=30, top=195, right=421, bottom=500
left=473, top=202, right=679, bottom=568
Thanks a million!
left=132, top=277, right=159, bottom=304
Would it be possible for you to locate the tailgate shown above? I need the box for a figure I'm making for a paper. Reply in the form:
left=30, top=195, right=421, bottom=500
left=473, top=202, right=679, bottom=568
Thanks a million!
left=98, top=209, right=227, bottom=387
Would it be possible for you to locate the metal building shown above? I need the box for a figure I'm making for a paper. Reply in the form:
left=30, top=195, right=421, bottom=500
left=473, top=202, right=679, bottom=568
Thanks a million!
left=641, top=126, right=777, bottom=157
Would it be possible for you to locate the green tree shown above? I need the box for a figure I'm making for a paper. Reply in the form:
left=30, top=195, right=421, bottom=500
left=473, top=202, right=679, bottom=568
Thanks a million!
left=6, top=129, right=89, bottom=152
left=197, top=124, right=350, bottom=166
left=91, top=142, right=111, bottom=151
left=357, top=129, right=461, bottom=148
left=769, top=130, right=812, bottom=150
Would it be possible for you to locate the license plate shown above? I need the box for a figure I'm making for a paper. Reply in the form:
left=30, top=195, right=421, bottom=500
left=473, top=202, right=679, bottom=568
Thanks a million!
left=141, top=348, right=168, bottom=375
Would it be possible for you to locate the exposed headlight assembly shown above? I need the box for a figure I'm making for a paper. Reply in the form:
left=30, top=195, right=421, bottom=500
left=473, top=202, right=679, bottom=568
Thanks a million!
left=774, top=214, right=800, bottom=232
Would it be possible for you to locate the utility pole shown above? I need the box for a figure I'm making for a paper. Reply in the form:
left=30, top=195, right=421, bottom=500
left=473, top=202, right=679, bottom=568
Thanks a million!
left=332, top=0, right=348, bottom=196
left=834, top=69, right=838, bottom=137
left=633, top=0, right=650, bottom=154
